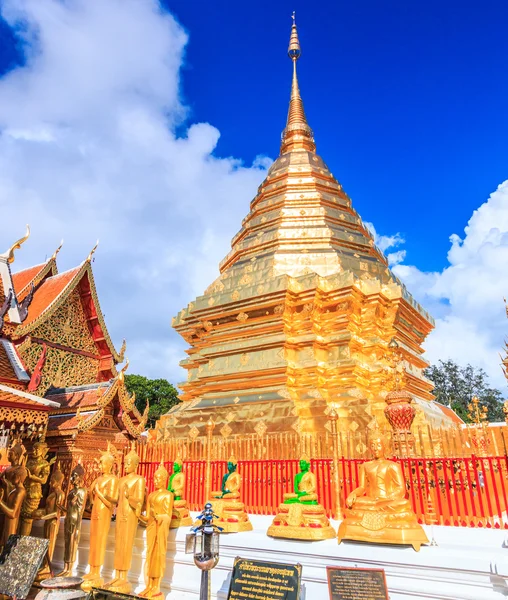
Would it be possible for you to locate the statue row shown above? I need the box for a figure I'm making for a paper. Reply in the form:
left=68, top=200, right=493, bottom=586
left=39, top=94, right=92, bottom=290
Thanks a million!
left=192, top=436, right=428, bottom=552
left=0, top=431, right=429, bottom=597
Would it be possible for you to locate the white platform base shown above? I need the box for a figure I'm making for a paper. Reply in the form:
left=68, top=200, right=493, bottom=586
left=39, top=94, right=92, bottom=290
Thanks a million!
left=39, top=514, right=508, bottom=599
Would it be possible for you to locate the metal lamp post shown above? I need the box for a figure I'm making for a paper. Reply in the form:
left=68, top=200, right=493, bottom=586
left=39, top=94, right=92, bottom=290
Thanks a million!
left=186, top=503, right=222, bottom=600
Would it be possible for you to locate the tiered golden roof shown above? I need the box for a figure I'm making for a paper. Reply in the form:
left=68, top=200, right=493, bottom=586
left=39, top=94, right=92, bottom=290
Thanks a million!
left=161, top=19, right=456, bottom=440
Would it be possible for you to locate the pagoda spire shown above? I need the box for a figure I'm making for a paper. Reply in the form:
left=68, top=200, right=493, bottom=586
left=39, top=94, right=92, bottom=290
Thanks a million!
left=280, top=13, right=316, bottom=155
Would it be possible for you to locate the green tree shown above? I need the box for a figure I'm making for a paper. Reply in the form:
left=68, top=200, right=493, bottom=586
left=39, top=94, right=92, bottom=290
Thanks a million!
left=124, top=374, right=179, bottom=428
left=425, top=359, right=505, bottom=422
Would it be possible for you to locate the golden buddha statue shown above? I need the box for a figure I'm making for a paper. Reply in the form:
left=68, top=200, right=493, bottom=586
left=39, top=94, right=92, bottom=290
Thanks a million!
left=201, top=456, right=252, bottom=533
left=57, top=464, right=88, bottom=576
left=168, top=457, right=192, bottom=528
left=138, top=461, right=174, bottom=598
left=337, top=432, right=429, bottom=551
left=32, top=463, right=65, bottom=580
left=0, top=465, right=27, bottom=548
left=0, top=440, right=26, bottom=501
left=267, top=455, right=335, bottom=540
left=82, top=443, right=120, bottom=592
left=20, top=441, right=54, bottom=535
left=104, top=442, right=145, bottom=594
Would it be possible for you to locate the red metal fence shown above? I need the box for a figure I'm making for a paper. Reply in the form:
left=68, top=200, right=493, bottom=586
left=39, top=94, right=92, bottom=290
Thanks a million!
left=136, top=454, right=508, bottom=528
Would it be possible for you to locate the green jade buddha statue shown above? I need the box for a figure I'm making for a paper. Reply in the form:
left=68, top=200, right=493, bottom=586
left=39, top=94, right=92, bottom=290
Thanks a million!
left=199, top=455, right=252, bottom=533
left=284, top=458, right=318, bottom=505
left=167, top=458, right=192, bottom=528
left=267, top=454, right=335, bottom=540
left=216, top=461, right=239, bottom=499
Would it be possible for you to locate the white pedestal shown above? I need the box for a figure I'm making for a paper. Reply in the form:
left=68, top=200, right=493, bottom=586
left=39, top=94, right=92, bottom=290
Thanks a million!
left=40, top=514, right=508, bottom=599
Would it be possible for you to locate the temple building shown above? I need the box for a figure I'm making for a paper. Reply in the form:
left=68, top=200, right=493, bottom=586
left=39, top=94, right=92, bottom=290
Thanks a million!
left=0, top=228, right=146, bottom=476
left=159, top=20, right=458, bottom=440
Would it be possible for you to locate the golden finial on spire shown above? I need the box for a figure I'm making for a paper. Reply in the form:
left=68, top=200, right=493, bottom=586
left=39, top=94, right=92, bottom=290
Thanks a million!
left=51, top=240, right=64, bottom=261
left=280, top=15, right=315, bottom=155
left=3, top=225, right=30, bottom=264
left=86, top=240, right=99, bottom=262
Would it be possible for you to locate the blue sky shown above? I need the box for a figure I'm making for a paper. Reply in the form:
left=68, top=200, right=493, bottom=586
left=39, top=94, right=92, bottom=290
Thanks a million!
left=164, top=0, right=508, bottom=273
left=0, top=0, right=507, bottom=389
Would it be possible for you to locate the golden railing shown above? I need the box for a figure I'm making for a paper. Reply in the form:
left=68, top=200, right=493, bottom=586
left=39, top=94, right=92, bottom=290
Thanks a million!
left=139, top=422, right=508, bottom=462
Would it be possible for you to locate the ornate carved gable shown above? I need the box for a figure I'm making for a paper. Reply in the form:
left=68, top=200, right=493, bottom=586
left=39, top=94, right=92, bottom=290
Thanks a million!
left=18, top=340, right=98, bottom=397
left=31, top=288, right=97, bottom=353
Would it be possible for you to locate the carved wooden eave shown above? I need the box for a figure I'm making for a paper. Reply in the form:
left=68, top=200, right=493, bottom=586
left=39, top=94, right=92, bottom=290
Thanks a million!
left=66, top=374, right=147, bottom=439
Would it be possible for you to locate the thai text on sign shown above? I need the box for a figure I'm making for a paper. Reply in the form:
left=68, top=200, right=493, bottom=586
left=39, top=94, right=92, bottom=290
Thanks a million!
left=227, top=557, right=302, bottom=600
left=326, top=566, right=389, bottom=600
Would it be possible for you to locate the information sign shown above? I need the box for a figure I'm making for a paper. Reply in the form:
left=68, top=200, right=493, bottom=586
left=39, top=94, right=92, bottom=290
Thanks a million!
left=327, top=566, right=389, bottom=600
left=227, top=557, right=302, bottom=600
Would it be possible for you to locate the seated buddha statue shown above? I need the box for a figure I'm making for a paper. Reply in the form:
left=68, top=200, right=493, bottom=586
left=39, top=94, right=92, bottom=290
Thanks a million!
left=337, top=432, right=429, bottom=552
left=267, top=455, right=335, bottom=540
left=200, top=456, right=252, bottom=533
left=168, top=458, right=192, bottom=528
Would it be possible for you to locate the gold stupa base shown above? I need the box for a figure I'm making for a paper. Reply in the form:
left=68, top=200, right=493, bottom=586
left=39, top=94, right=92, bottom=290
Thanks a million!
left=170, top=501, right=193, bottom=529
left=267, top=502, right=336, bottom=541
left=194, top=498, right=253, bottom=533
left=337, top=509, right=429, bottom=552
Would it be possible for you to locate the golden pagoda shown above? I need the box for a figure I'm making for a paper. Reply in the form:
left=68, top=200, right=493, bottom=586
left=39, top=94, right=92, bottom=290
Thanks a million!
left=161, top=18, right=456, bottom=439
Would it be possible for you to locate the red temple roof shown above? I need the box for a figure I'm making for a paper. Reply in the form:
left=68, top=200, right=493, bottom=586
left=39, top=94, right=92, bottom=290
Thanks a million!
left=16, top=266, right=81, bottom=330
left=48, top=383, right=109, bottom=409
left=12, top=261, right=122, bottom=365
left=0, top=384, right=59, bottom=408
left=11, top=259, right=58, bottom=301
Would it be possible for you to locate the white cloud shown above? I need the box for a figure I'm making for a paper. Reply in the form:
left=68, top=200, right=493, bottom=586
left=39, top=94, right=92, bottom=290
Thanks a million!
left=386, top=249, right=406, bottom=266
left=0, top=0, right=269, bottom=385
left=393, top=180, right=508, bottom=390
left=364, top=221, right=405, bottom=254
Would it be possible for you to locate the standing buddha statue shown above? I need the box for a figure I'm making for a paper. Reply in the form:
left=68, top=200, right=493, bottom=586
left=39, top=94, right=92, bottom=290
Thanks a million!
left=337, top=431, right=429, bottom=551
left=138, top=461, right=174, bottom=598
left=0, top=465, right=27, bottom=548
left=168, top=458, right=192, bottom=528
left=104, top=442, right=145, bottom=594
left=0, top=440, right=26, bottom=501
left=20, top=441, right=54, bottom=535
left=82, top=442, right=120, bottom=591
left=57, top=464, right=88, bottom=576
left=32, top=463, right=65, bottom=580
left=267, top=455, right=335, bottom=540
left=202, top=456, right=252, bottom=533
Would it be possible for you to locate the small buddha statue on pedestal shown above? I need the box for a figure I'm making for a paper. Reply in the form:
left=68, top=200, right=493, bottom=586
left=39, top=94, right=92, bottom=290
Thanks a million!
left=199, top=456, right=252, bottom=533
left=82, top=442, right=120, bottom=591
left=32, top=463, right=65, bottom=580
left=267, top=455, right=335, bottom=540
left=337, top=432, right=429, bottom=551
left=168, top=458, right=192, bottom=528
left=138, top=461, right=174, bottom=598
left=57, top=464, right=88, bottom=576
left=20, top=441, right=54, bottom=535
left=104, top=442, right=145, bottom=594
left=0, top=465, right=27, bottom=548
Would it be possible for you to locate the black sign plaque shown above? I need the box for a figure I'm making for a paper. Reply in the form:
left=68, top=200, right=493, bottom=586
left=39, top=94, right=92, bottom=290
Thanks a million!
left=227, top=557, right=302, bottom=600
left=327, top=566, right=389, bottom=600
left=87, top=588, right=145, bottom=600
left=0, top=534, right=49, bottom=599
